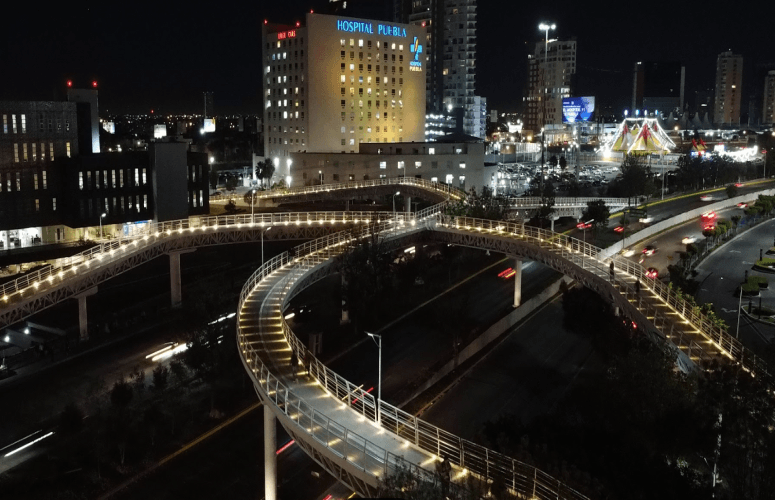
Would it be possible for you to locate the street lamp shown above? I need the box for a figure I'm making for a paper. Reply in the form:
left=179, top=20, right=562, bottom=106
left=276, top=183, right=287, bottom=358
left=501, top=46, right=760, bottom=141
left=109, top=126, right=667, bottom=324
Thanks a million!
left=538, top=23, right=555, bottom=192
left=319, top=170, right=323, bottom=185
left=99, top=212, right=106, bottom=239
left=262, top=227, right=272, bottom=268
left=392, top=191, right=400, bottom=230
left=250, top=189, right=256, bottom=222
left=365, top=331, right=382, bottom=424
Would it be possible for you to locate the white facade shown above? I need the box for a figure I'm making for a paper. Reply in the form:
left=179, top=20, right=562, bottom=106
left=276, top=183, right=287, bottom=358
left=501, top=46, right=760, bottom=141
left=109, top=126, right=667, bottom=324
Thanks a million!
left=288, top=140, right=489, bottom=192
left=470, top=95, right=486, bottom=139
left=262, top=13, right=426, bottom=161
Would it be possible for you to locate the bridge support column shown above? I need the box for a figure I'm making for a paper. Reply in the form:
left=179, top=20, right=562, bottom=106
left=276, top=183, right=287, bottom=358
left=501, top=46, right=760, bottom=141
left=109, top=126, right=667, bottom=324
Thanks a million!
left=264, top=405, right=277, bottom=500
left=168, top=249, right=196, bottom=308
left=513, top=259, right=523, bottom=308
left=404, top=195, right=412, bottom=213
left=340, top=275, right=350, bottom=324
left=74, top=288, right=98, bottom=341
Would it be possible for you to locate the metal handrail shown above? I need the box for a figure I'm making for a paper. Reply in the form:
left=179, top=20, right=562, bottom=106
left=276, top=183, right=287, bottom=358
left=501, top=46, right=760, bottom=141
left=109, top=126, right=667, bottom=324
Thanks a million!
left=508, top=196, right=630, bottom=208
left=237, top=205, right=590, bottom=499
left=447, top=216, right=770, bottom=384
left=215, top=176, right=466, bottom=202
left=0, top=210, right=400, bottom=304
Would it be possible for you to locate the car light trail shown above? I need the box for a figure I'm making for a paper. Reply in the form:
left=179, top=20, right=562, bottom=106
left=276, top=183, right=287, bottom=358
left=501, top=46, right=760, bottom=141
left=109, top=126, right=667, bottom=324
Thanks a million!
left=352, top=387, right=374, bottom=405
left=4, top=431, right=55, bottom=457
left=497, top=268, right=513, bottom=278
left=276, top=439, right=295, bottom=455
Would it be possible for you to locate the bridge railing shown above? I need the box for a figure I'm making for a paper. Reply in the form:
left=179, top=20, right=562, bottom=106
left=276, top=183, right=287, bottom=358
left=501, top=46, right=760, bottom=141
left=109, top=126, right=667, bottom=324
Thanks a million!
left=257, top=209, right=590, bottom=499
left=508, top=196, right=630, bottom=208
left=214, top=176, right=466, bottom=202
left=448, top=216, right=771, bottom=384
left=0, top=210, right=401, bottom=304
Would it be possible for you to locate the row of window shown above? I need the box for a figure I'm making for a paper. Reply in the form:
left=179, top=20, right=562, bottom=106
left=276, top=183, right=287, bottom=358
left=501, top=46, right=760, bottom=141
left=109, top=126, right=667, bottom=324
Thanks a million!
left=266, top=62, right=305, bottom=73
left=2, top=114, right=71, bottom=134
left=341, top=63, right=404, bottom=74
left=340, top=74, right=404, bottom=86
left=78, top=168, right=147, bottom=190
left=81, top=195, right=149, bottom=218
left=341, top=39, right=405, bottom=51
left=300, top=171, right=465, bottom=186
left=11, top=142, right=66, bottom=162
left=340, top=100, right=404, bottom=109
left=341, top=87, right=403, bottom=98
left=267, top=37, right=305, bottom=50
left=266, top=99, right=305, bottom=108
left=342, top=51, right=404, bottom=63
left=267, top=74, right=305, bottom=85
left=267, top=111, right=306, bottom=121
left=266, top=86, right=304, bottom=97
left=270, top=137, right=306, bottom=146
left=270, top=50, right=304, bottom=61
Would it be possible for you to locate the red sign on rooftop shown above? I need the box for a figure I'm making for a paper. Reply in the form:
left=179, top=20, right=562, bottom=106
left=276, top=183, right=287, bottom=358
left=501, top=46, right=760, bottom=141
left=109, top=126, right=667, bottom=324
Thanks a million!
left=277, top=30, right=296, bottom=40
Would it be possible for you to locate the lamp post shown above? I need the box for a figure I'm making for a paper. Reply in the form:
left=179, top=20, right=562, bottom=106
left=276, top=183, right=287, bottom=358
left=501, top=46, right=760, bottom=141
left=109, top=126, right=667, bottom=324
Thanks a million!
left=582, top=218, right=594, bottom=244
left=319, top=170, right=323, bottom=185
left=538, top=22, right=555, bottom=193
left=365, top=332, right=382, bottom=424
left=99, top=212, right=106, bottom=239
left=250, top=189, right=256, bottom=223
left=736, top=285, right=743, bottom=338
left=262, top=227, right=271, bottom=268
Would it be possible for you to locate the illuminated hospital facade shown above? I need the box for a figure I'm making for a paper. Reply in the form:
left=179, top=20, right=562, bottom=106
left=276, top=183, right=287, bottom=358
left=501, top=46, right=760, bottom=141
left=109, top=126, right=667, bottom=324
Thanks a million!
left=261, top=13, right=427, bottom=162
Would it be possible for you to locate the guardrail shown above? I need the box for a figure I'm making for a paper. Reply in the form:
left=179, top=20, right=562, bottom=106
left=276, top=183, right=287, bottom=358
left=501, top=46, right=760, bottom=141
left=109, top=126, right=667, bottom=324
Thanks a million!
left=509, top=196, right=630, bottom=208
left=212, top=176, right=466, bottom=203
left=237, top=204, right=591, bottom=499
left=450, top=216, right=771, bottom=385
left=0, top=210, right=406, bottom=304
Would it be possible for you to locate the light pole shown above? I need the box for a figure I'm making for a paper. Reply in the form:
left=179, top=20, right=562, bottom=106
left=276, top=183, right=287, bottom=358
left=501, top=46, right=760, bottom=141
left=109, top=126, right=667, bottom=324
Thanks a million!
left=538, top=22, right=555, bottom=193
left=319, top=170, right=323, bottom=185
left=250, top=189, right=256, bottom=222
left=736, top=285, right=743, bottom=338
left=392, top=191, right=400, bottom=228
left=99, top=212, right=106, bottom=239
left=365, top=332, right=382, bottom=424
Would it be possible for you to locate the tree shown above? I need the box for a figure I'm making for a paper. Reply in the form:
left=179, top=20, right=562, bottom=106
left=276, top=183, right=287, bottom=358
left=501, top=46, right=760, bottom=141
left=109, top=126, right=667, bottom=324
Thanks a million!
left=581, top=200, right=610, bottom=233
left=225, top=176, right=238, bottom=192
left=619, top=154, right=651, bottom=202
left=209, top=167, right=218, bottom=190
left=726, top=184, right=739, bottom=199
left=152, top=364, right=169, bottom=391
left=256, top=159, right=276, bottom=187
left=559, top=156, right=567, bottom=171
left=110, top=379, right=133, bottom=411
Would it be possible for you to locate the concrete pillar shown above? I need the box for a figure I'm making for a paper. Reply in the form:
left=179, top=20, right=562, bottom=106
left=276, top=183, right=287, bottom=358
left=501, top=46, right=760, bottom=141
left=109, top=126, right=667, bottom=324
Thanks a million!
left=404, top=195, right=412, bottom=213
left=168, top=249, right=196, bottom=308
left=2, top=231, right=8, bottom=249
left=513, top=259, right=523, bottom=308
left=74, top=288, right=98, bottom=341
left=550, top=218, right=554, bottom=232
left=341, top=275, right=350, bottom=324
left=264, top=405, right=277, bottom=500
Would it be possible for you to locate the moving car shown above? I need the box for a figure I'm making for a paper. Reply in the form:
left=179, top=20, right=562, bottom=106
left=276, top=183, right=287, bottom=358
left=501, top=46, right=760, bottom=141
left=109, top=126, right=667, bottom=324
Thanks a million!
left=645, top=268, right=658, bottom=279
left=642, top=245, right=657, bottom=256
left=700, top=195, right=714, bottom=201
left=701, top=211, right=717, bottom=220
left=681, top=236, right=697, bottom=245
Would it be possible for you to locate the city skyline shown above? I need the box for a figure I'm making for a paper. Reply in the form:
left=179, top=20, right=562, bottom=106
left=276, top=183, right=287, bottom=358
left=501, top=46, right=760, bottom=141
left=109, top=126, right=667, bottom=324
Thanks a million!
left=2, top=1, right=774, bottom=118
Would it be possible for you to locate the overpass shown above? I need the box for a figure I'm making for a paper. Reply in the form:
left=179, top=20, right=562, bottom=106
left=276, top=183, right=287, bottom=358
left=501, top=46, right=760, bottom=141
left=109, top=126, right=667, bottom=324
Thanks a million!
left=1, top=177, right=770, bottom=498
left=237, top=204, right=771, bottom=498
left=507, top=196, right=631, bottom=220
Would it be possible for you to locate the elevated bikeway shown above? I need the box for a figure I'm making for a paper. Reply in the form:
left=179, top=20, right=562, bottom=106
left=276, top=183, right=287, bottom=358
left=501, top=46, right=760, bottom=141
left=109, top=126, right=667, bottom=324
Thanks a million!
left=0, top=211, right=416, bottom=330
left=238, top=204, right=772, bottom=499
left=209, top=176, right=465, bottom=207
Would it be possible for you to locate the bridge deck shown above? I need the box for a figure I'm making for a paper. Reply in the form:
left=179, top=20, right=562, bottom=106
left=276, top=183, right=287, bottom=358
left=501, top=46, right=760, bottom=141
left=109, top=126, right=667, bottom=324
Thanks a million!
left=240, top=246, right=442, bottom=487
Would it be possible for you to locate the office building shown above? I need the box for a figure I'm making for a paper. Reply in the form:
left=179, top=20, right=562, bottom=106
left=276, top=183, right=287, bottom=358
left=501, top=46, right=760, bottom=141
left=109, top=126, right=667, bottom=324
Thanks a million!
left=763, top=70, right=775, bottom=125
left=632, top=61, right=685, bottom=115
left=469, top=95, right=486, bottom=139
left=67, top=86, right=101, bottom=154
left=262, top=13, right=427, bottom=162
left=714, top=51, right=743, bottom=126
left=524, top=37, right=577, bottom=142
left=400, top=0, right=477, bottom=136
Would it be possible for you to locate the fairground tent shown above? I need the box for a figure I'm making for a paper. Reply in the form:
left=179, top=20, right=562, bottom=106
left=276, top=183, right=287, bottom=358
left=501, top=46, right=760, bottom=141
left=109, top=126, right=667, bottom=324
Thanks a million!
left=608, top=118, right=676, bottom=153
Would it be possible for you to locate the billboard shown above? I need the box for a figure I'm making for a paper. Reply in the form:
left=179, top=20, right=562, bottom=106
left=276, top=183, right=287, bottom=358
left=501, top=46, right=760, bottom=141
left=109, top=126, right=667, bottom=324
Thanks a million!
left=562, top=96, right=595, bottom=123
left=203, top=118, right=216, bottom=133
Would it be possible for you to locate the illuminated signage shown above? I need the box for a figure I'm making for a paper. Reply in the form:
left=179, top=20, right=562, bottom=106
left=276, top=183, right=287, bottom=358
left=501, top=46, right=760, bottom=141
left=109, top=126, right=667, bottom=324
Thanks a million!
left=277, top=30, right=296, bottom=40
left=409, top=36, right=423, bottom=71
left=562, top=97, right=595, bottom=123
left=336, top=19, right=407, bottom=37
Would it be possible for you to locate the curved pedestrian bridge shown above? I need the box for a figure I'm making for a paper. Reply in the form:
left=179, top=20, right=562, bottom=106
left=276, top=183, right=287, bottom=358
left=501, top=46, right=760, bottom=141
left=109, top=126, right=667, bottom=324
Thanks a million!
left=237, top=204, right=770, bottom=498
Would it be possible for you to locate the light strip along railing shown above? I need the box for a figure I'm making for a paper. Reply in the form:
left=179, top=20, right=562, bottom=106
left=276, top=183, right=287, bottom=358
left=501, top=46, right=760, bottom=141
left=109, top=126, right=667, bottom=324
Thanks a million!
left=449, top=216, right=772, bottom=385
left=509, top=196, right=630, bottom=208
left=238, top=217, right=447, bottom=492
left=266, top=209, right=590, bottom=499
left=212, top=176, right=466, bottom=202
left=0, top=210, right=406, bottom=305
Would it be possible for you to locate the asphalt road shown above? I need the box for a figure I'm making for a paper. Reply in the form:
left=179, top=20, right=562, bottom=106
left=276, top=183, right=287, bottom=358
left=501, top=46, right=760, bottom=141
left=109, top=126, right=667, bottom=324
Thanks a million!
left=420, top=297, right=602, bottom=439
left=694, top=218, right=775, bottom=353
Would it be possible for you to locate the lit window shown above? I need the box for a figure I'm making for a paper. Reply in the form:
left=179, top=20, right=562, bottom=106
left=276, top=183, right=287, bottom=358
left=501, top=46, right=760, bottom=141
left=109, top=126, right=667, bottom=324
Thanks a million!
left=359, top=39, right=363, bottom=47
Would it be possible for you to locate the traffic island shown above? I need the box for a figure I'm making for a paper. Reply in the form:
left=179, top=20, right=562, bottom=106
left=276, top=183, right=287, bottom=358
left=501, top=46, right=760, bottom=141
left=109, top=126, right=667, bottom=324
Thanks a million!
left=753, top=258, right=775, bottom=273
left=742, top=304, right=775, bottom=326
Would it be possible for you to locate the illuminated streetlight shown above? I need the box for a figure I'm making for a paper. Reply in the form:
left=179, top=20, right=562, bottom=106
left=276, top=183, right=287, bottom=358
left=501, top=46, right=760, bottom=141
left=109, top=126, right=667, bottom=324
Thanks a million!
left=99, top=212, right=106, bottom=239
left=365, top=331, right=382, bottom=424
left=538, top=22, right=555, bottom=192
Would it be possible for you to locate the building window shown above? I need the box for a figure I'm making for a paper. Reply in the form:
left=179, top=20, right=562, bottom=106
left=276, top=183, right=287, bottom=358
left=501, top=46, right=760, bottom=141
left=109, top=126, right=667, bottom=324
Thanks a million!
left=397, top=161, right=405, bottom=170
left=12, top=114, right=17, bottom=134
left=415, top=161, right=421, bottom=169
left=23, top=143, right=28, bottom=161
left=142, top=168, right=147, bottom=185
left=2, top=115, right=6, bottom=134
left=31, top=143, right=37, bottom=161
left=53, top=197, right=57, bottom=211
left=79, top=172, right=84, bottom=190
left=13, top=144, right=19, bottom=162
left=66, top=142, right=71, bottom=158
left=16, top=172, right=21, bottom=190
left=459, top=162, right=466, bottom=169
left=380, top=161, right=387, bottom=169
left=35, top=199, right=39, bottom=212
left=34, top=173, right=38, bottom=190
left=50, top=143, right=54, bottom=160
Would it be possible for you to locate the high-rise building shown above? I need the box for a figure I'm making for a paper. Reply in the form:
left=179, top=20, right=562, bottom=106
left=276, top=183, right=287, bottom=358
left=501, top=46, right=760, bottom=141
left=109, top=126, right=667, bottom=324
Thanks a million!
left=399, top=0, right=477, bottom=135
left=469, top=95, right=486, bottom=139
left=524, top=38, right=577, bottom=140
left=763, top=70, right=775, bottom=125
left=713, top=51, right=743, bottom=126
left=261, top=13, right=426, bottom=161
left=67, top=86, right=101, bottom=154
left=632, top=61, right=685, bottom=115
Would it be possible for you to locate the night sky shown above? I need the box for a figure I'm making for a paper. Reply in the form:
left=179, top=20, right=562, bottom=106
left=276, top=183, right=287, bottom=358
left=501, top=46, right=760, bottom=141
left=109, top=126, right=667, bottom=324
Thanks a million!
left=3, top=1, right=774, bottom=117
